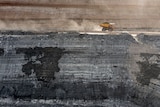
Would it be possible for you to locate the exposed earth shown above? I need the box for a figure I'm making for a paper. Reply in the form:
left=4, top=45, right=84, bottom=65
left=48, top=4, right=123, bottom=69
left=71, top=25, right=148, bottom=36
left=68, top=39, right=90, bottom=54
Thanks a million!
left=0, top=31, right=159, bottom=107
left=0, top=0, right=160, bottom=107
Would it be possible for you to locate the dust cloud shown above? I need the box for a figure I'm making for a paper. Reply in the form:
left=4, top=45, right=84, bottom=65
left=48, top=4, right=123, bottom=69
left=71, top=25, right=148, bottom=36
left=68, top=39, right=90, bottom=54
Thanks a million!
left=66, top=20, right=101, bottom=31
left=0, top=0, right=105, bottom=32
left=0, top=19, right=102, bottom=32
left=0, top=0, right=159, bottom=32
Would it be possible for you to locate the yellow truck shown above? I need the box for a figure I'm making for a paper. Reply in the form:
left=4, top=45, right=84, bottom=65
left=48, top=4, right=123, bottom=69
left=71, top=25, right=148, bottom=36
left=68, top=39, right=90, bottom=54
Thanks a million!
left=100, top=22, right=114, bottom=31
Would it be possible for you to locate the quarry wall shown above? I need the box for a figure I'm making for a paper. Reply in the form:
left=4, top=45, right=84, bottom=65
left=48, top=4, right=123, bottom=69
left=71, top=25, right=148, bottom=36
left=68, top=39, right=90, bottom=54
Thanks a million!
left=0, top=31, right=160, bottom=106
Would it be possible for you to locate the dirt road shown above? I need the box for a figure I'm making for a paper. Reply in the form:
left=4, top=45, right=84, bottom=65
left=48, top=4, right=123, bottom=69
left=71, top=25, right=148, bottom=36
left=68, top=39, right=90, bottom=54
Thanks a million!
left=0, top=0, right=160, bottom=32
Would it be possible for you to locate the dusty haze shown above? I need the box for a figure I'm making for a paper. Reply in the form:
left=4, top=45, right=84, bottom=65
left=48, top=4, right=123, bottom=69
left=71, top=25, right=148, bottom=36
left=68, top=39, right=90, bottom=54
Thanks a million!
left=0, top=0, right=160, bottom=32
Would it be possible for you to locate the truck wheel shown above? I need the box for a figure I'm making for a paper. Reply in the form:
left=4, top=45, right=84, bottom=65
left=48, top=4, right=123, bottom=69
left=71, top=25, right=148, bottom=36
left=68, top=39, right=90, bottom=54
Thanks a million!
left=108, top=27, right=113, bottom=31
left=102, top=27, right=107, bottom=31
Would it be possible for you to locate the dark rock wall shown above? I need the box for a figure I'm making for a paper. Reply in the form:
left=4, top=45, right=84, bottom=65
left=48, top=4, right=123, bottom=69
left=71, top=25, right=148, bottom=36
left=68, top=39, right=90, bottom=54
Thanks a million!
left=0, top=32, right=160, bottom=106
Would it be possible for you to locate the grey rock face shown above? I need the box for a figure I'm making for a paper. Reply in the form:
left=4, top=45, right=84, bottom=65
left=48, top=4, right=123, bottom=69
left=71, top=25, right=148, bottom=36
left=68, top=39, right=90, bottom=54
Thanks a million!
left=0, top=31, right=160, bottom=106
left=0, top=48, right=4, bottom=56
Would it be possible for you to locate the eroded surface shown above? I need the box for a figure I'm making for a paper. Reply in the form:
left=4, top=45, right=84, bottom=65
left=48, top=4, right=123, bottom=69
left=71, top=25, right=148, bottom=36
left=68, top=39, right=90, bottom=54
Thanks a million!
left=16, top=47, right=65, bottom=82
left=136, top=53, right=160, bottom=85
left=0, top=32, right=159, bottom=107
